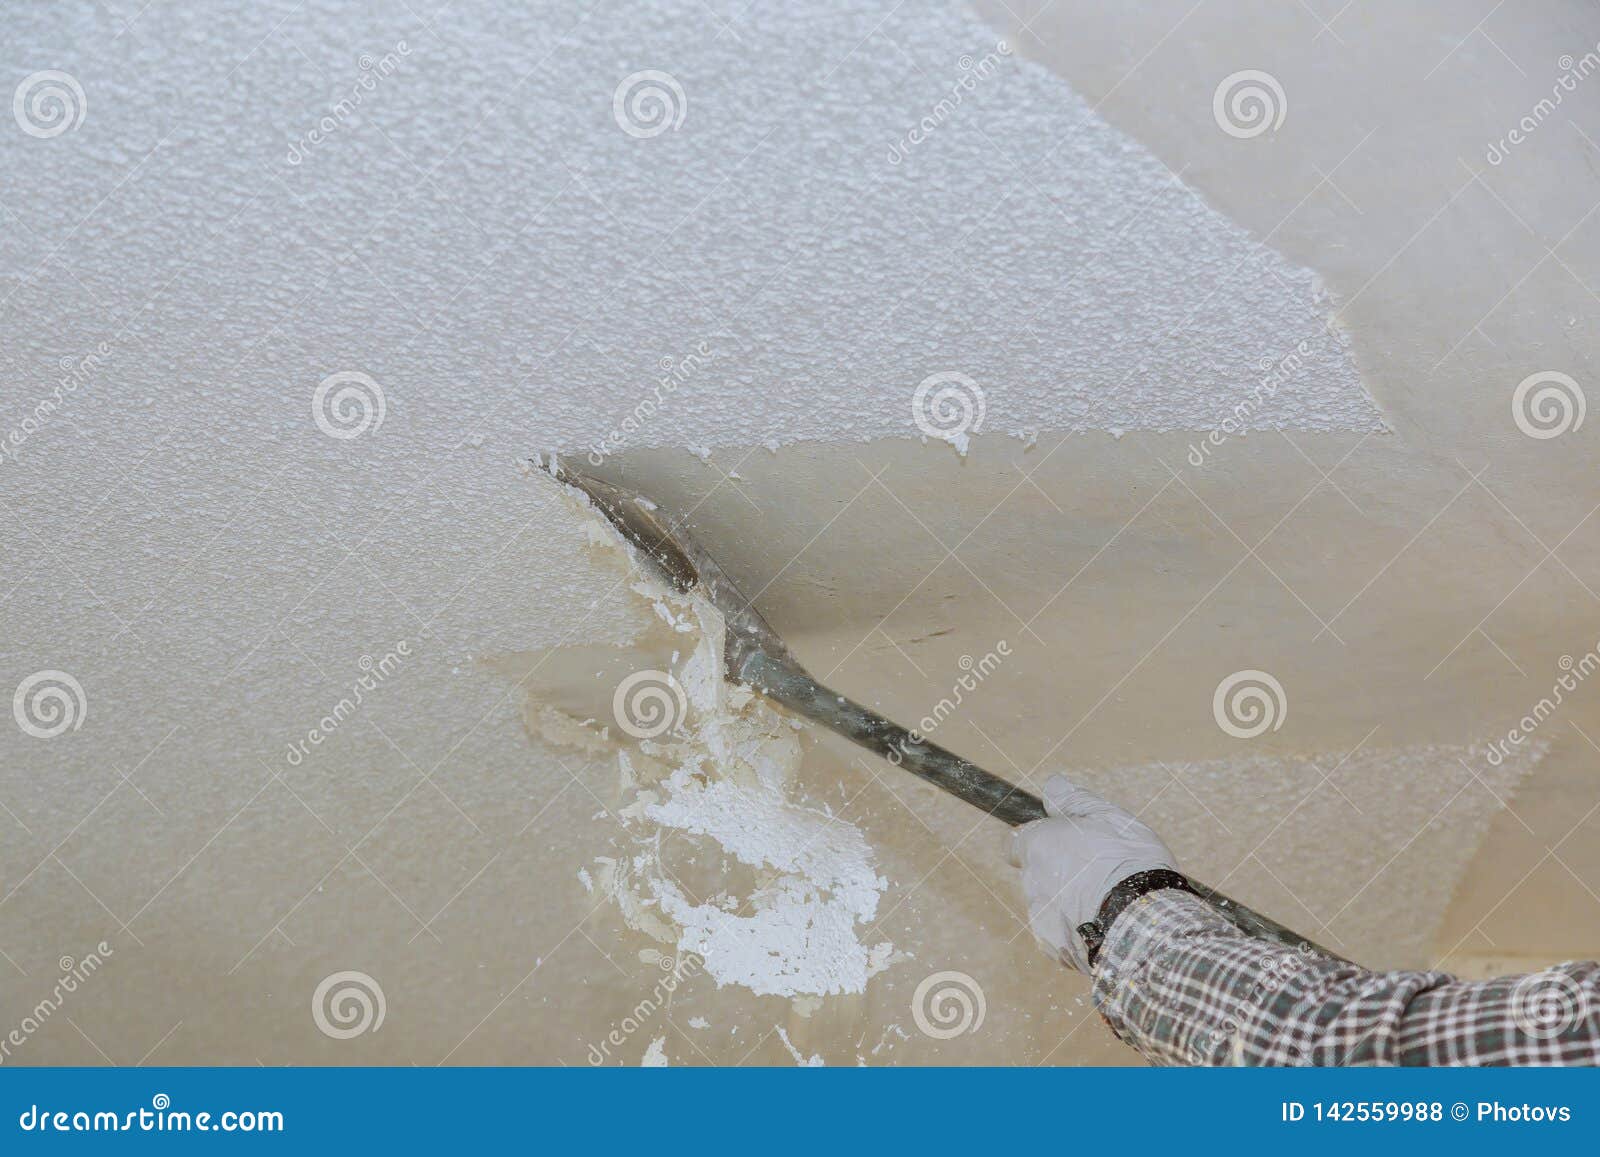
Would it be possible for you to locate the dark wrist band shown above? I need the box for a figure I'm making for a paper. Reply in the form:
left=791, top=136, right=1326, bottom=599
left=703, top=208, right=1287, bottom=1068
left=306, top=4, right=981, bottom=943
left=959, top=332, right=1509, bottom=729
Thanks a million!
left=1076, top=869, right=1197, bottom=970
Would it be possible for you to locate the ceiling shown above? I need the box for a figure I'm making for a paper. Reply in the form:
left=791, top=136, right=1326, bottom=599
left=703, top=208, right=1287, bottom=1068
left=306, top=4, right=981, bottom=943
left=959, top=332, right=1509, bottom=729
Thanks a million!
left=2, top=0, right=1598, bottom=1065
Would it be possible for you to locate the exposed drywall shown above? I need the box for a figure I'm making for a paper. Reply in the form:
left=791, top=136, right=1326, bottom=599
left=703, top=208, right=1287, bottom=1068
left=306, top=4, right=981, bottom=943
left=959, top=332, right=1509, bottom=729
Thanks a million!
left=968, top=0, right=1600, bottom=985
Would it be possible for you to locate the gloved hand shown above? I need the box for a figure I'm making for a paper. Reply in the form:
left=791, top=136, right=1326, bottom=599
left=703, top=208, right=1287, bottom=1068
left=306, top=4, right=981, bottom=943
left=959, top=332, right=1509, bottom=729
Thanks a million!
left=1010, top=774, right=1178, bottom=973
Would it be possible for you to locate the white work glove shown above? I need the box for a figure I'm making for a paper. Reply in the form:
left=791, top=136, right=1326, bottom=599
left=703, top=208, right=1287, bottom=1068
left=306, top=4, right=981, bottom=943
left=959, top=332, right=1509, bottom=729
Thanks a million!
left=1010, top=774, right=1178, bottom=973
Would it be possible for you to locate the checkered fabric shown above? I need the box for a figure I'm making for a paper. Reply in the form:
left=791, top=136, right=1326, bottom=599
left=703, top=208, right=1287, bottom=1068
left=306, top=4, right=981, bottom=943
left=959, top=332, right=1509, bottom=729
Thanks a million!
left=1092, top=890, right=1600, bottom=1066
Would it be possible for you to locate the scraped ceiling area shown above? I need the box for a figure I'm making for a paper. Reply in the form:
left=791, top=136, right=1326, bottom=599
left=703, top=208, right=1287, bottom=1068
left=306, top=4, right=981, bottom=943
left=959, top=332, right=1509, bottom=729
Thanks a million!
left=2, top=0, right=1598, bottom=1066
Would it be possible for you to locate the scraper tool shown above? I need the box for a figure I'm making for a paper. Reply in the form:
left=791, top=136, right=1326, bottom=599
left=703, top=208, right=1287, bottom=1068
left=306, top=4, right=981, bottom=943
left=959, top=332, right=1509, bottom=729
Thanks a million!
left=536, top=456, right=1338, bottom=959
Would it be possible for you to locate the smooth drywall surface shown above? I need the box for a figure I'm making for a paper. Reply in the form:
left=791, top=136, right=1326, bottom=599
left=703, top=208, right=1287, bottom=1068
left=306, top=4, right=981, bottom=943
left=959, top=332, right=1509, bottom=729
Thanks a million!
left=969, top=0, right=1600, bottom=981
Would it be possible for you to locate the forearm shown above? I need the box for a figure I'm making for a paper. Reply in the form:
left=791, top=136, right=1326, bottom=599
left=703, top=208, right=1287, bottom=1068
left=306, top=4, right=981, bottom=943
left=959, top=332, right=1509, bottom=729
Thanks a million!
left=1091, top=890, right=1600, bottom=1066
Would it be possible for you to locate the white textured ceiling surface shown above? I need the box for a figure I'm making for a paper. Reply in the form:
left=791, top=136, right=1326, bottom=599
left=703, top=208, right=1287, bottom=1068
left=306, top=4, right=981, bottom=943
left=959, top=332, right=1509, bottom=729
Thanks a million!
left=4, top=0, right=1382, bottom=469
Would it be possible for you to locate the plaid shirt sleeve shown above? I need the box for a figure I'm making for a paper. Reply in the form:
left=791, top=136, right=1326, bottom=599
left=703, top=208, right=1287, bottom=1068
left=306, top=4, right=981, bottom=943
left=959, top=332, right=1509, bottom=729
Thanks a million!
left=1091, top=889, right=1600, bottom=1066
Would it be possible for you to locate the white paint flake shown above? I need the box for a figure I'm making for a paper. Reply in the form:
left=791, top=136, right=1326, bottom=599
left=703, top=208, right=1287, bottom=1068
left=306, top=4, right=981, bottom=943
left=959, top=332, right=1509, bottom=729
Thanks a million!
left=529, top=488, right=895, bottom=998
left=641, top=1037, right=669, bottom=1067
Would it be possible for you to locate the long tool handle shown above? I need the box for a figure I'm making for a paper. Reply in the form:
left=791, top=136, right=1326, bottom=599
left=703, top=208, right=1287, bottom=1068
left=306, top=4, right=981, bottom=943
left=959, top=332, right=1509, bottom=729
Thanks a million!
left=740, top=649, right=1342, bottom=960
